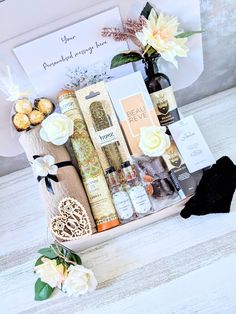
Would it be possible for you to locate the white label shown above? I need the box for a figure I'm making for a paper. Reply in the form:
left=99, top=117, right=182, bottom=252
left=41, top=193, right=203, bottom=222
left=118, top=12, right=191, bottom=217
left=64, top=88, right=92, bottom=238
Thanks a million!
left=113, top=191, right=134, bottom=220
left=169, top=115, right=215, bottom=173
left=59, top=97, right=78, bottom=113
left=128, top=186, right=151, bottom=214
left=96, top=126, right=118, bottom=147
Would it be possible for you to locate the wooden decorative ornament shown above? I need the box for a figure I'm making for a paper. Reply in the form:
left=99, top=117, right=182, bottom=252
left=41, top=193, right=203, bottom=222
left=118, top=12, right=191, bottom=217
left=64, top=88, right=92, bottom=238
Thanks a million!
left=50, top=197, right=93, bottom=241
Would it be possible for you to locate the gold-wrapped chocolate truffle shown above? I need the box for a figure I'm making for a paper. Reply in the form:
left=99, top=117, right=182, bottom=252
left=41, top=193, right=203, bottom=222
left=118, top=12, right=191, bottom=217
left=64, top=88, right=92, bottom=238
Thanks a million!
left=29, top=110, right=45, bottom=125
left=35, top=98, right=54, bottom=115
left=12, top=113, right=30, bottom=131
left=15, top=98, right=33, bottom=114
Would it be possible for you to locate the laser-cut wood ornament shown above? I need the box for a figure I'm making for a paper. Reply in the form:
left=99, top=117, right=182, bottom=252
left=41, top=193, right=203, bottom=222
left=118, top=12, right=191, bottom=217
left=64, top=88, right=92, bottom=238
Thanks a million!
left=50, top=197, right=93, bottom=241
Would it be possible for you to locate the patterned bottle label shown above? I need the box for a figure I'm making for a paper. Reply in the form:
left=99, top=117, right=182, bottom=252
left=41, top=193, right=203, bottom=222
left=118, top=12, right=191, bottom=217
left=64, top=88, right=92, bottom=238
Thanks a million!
left=128, top=186, right=151, bottom=214
left=112, top=191, right=134, bottom=220
left=150, top=86, right=180, bottom=126
left=58, top=93, right=118, bottom=226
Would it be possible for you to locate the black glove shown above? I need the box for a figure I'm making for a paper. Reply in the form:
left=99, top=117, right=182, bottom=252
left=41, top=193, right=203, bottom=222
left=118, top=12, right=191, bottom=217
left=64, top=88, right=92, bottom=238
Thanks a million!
left=180, top=156, right=236, bottom=218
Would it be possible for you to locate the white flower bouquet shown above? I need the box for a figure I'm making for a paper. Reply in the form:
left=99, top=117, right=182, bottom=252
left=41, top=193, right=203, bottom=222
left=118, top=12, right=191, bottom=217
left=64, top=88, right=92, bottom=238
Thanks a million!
left=102, top=2, right=202, bottom=68
left=34, top=244, right=97, bottom=300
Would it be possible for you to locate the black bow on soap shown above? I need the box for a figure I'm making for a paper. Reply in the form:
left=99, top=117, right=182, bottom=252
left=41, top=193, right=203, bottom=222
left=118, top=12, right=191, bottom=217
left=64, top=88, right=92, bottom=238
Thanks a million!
left=33, top=155, right=72, bottom=194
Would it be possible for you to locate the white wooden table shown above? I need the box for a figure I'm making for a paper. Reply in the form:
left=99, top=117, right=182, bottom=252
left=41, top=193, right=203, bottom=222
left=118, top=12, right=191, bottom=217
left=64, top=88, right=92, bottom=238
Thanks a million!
left=1, top=88, right=236, bottom=314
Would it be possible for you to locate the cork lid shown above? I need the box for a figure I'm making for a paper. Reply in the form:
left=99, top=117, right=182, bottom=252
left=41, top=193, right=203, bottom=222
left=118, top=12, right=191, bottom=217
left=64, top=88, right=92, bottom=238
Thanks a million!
left=57, top=90, right=75, bottom=101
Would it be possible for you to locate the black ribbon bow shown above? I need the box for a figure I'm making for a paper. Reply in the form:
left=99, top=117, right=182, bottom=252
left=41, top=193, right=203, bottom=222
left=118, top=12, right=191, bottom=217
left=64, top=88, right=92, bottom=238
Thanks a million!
left=33, top=155, right=72, bottom=194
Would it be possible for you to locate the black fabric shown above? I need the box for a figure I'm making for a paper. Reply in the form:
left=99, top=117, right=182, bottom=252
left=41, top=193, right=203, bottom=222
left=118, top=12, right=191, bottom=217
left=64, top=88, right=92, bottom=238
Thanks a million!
left=180, top=156, right=236, bottom=218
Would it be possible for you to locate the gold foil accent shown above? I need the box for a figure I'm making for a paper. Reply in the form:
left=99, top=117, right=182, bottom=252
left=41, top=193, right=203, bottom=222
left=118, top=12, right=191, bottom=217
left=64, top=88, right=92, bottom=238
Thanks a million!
left=12, top=113, right=30, bottom=131
left=28, top=110, right=45, bottom=125
left=15, top=98, right=33, bottom=115
left=162, top=141, right=183, bottom=170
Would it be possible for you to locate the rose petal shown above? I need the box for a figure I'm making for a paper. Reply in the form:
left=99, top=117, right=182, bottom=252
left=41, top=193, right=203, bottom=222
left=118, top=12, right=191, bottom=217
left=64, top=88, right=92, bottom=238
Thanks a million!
left=43, top=154, right=55, bottom=166
left=51, top=135, right=69, bottom=146
left=39, top=127, right=50, bottom=142
left=32, top=157, right=48, bottom=177
left=139, top=126, right=170, bottom=157
left=49, top=165, right=58, bottom=175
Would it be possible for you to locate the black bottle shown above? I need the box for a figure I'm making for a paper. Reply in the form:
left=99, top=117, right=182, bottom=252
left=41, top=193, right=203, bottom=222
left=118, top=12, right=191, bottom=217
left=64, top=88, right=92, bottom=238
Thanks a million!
left=143, top=54, right=180, bottom=126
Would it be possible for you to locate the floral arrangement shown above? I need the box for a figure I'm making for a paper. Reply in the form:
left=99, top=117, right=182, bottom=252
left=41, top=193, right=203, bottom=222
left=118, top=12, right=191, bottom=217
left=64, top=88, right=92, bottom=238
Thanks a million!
left=34, top=243, right=97, bottom=300
left=101, top=2, right=202, bottom=68
left=65, top=63, right=112, bottom=90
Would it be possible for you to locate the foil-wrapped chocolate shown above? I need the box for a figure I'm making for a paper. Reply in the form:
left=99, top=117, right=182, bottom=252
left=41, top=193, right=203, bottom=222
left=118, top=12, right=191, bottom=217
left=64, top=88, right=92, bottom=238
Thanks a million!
left=12, top=97, right=54, bottom=132
left=29, top=110, right=45, bottom=125
left=15, top=98, right=33, bottom=115
left=35, top=98, right=54, bottom=115
left=12, top=113, right=31, bottom=131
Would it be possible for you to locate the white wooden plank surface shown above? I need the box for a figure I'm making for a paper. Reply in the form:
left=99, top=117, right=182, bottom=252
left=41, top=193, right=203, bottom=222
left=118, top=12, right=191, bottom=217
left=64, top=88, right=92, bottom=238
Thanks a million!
left=0, top=87, right=236, bottom=314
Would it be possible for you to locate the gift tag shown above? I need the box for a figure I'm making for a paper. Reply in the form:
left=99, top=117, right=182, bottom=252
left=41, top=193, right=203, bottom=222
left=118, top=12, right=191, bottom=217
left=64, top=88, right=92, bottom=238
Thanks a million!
left=169, top=115, right=215, bottom=173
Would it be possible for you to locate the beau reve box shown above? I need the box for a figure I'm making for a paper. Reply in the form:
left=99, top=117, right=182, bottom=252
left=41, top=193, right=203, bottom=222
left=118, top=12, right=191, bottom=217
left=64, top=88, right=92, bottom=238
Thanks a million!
left=106, top=71, right=160, bottom=156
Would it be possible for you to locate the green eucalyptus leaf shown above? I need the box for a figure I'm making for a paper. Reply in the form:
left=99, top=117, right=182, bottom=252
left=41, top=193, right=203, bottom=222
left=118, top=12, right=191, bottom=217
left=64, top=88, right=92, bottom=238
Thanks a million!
left=65, top=251, right=82, bottom=265
left=35, top=256, right=44, bottom=267
left=176, top=31, right=203, bottom=38
left=34, top=278, right=54, bottom=301
left=72, top=253, right=82, bottom=265
left=111, top=52, right=143, bottom=69
left=140, top=2, right=154, bottom=19
left=38, top=247, right=58, bottom=259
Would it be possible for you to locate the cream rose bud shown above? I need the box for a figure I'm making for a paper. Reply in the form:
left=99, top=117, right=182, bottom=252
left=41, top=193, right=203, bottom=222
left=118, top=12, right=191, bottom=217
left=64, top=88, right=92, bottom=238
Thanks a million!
left=32, top=155, right=58, bottom=177
left=139, top=125, right=170, bottom=157
left=63, top=265, right=98, bottom=296
left=34, top=257, right=66, bottom=288
left=40, top=113, right=74, bottom=145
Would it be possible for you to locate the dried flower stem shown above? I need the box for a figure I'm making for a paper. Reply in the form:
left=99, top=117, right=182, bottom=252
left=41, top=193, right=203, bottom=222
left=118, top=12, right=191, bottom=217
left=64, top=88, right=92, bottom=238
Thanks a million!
left=101, top=16, right=146, bottom=47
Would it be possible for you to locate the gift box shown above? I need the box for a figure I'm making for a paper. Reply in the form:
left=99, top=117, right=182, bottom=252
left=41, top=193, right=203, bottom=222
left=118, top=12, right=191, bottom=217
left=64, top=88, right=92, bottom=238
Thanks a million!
left=3, top=63, right=212, bottom=252
left=12, top=83, right=201, bottom=252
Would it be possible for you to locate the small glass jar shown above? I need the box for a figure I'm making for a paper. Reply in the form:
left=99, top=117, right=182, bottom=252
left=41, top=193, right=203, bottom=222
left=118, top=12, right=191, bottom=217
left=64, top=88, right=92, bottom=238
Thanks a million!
left=121, top=161, right=152, bottom=217
left=106, top=166, right=136, bottom=224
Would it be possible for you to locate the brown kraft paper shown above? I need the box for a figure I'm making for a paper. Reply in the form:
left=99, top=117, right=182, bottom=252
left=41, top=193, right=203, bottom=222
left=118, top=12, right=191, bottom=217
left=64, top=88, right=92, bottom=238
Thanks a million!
left=19, top=125, right=96, bottom=233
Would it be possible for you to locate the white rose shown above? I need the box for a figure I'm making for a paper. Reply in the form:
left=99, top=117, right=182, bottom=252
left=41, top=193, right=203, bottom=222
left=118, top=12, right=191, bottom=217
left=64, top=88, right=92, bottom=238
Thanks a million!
left=139, top=125, right=170, bottom=157
left=40, top=113, right=74, bottom=145
left=32, top=155, right=58, bottom=177
left=34, top=257, right=66, bottom=288
left=63, top=265, right=97, bottom=296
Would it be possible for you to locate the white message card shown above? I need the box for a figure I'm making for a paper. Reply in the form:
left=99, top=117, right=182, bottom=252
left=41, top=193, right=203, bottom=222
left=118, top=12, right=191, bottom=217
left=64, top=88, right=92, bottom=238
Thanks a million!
left=169, top=115, right=215, bottom=173
left=13, top=7, right=133, bottom=100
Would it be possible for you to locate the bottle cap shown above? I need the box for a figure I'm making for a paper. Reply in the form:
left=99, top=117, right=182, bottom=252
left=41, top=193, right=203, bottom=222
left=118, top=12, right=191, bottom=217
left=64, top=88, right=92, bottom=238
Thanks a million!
left=106, top=166, right=116, bottom=174
left=121, top=161, right=136, bottom=181
left=121, top=161, right=131, bottom=169
left=57, top=90, right=75, bottom=101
